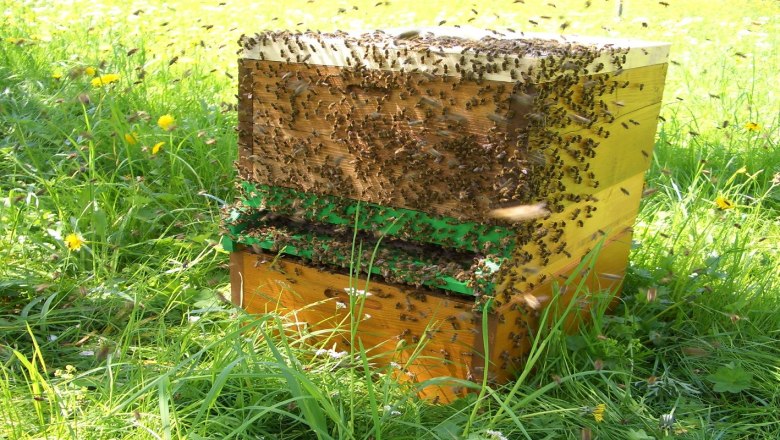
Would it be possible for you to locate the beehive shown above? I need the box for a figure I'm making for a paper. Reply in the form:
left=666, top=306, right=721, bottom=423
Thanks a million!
left=224, top=28, right=669, bottom=401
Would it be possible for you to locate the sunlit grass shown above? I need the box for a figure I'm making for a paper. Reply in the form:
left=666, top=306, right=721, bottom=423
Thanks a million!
left=1, top=0, right=779, bottom=439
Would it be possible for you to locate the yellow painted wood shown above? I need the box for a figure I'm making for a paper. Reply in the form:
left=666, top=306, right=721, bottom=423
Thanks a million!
left=494, top=171, right=646, bottom=304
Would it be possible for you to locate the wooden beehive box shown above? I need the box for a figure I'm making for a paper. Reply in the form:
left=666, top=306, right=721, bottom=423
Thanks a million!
left=226, top=28, right=669, bottom=401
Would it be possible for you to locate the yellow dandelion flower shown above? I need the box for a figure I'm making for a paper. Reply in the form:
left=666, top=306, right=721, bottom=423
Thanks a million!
left=592, top=403, right=606, bottom=423
left=64, top=233, right=85, bottom=251
left=744, top=122, right=761, bottom=132
left=85, top=66, right=96, bottom=77
left=715, top=196, right=735, bottom=210
left=157, top=114, right=176, bottom=131
left=152, top=141, right=164, bottom=155
left=124, top=132, right=138, bottom=144
left=91, top=73, right=120, bottom=87
left=52, top=71, right=63, bottom=80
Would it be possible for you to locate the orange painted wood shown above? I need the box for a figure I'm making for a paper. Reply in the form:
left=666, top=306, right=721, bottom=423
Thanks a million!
left=232, top=234, right=630, bottom=402
left=233, top=249, right=483, bottom=401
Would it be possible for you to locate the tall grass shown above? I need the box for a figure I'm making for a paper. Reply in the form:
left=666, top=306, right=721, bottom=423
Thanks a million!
left=1, top=0, right=778, bottom=438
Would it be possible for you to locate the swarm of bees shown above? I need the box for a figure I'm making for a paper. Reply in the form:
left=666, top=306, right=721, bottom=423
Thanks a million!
left=227, top=28, right=663, bottom=309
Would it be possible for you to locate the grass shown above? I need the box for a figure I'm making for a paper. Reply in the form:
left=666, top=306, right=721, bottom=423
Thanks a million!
left=1, top=0, right=778, bottom=438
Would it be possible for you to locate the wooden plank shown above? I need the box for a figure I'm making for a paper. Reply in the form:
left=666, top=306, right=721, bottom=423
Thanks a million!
left=232, top=226, right=633, bottom=400
left=236, top=250, right=484, bottom=401
left=244, top=62, right=665, bottom=133
left=493, top=172, right=645, bottom=305
left=241, top=28, right=670, bottom=81
left=239, top=102, right=661, bottom=213
left=489, top=228, right=633, bottom=381
left=237, top=60, right=255, bottom=181
left=238, top=60, right=665, bottom=223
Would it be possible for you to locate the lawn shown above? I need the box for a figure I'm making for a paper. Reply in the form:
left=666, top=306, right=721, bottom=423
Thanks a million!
left=1, top=0, right=778, bottom=439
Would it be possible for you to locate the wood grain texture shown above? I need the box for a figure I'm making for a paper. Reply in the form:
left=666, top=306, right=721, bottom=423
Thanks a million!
left=490, top=228, right=633, bottom=382
left=237, top=59, right=666, bottom=224
left=241, top=28, right=670, bottom=80
left=231, top=33, right=670, bottom=401
left=233, top=235, right=631, bottom=401
left=493, top=171, right=646, bottom=305
left=236, top=249, right=483, bottom=401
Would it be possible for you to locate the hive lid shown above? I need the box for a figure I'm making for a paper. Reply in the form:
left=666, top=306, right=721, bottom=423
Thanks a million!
left=241, top=27, right=670, bottom=81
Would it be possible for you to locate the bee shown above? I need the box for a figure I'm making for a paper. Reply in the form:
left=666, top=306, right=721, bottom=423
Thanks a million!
left=490, top=203, right=550, bottom=221
left=568, top=113, right=592, bottom=125
left=487, top=113, right=509, bottom=124
left=396, top=29, right=420, bottom=41
left=642, top=187, right=658, bottom=197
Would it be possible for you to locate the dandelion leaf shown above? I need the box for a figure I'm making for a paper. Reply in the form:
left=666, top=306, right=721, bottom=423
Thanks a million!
left=706, top=363, right=752, bottom=393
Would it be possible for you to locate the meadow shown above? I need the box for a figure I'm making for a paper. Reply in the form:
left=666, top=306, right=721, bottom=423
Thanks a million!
left=1, top=0, right=778, bottom=438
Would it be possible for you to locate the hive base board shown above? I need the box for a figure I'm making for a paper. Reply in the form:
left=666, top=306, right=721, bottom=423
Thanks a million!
left=230, top=231, right=631, bottom=403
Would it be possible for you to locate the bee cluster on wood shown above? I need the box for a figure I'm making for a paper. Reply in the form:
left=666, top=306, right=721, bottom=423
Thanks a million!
left=229, top=28, right=650, bottom=309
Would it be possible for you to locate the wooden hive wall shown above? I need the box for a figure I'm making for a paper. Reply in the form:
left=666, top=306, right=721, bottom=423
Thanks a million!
left=235, top=29, right=668, bottom=308
left=237, top=29, right=668, bottom=223
left=231, top=227, right=631, bottom=402
left=230, top=30, right=669, bottom=400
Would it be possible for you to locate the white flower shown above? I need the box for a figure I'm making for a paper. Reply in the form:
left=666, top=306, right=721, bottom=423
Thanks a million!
left=315, top=348, right=347, bottom=360
left=485, top=430, right=508, bottom=440
left=344, top=287, right=372, bottom=297
left=79, top=350, right=94, bottom=356
left=660, top=412, right=676, bottom=429
left=383, top=405, right=401, bottom=416
left=329, top=350, right=347, bottom=359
